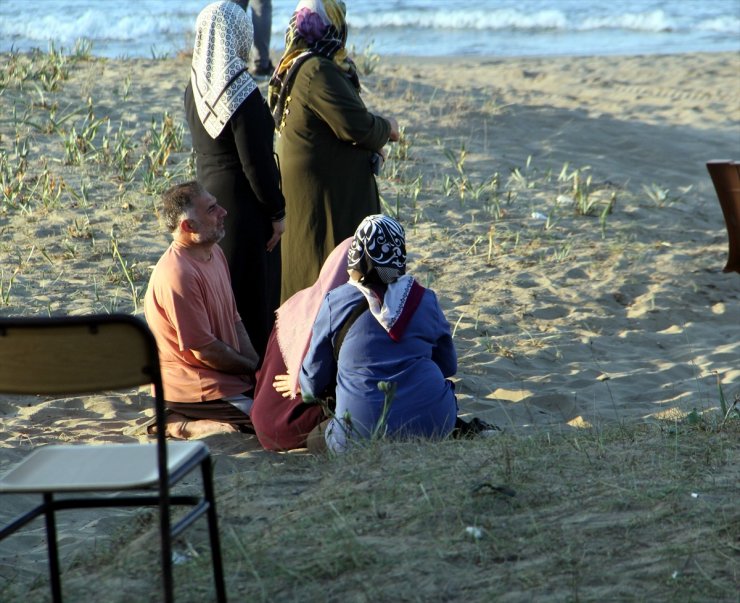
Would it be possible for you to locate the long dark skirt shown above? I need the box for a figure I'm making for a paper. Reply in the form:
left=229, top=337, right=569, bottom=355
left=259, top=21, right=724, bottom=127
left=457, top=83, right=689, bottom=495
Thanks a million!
left=251, top=328, right=326, bottom=451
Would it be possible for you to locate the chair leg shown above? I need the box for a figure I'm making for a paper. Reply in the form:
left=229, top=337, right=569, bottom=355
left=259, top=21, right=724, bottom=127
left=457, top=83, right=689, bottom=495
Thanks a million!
left=201, top=458, right=227, bottom=603
left=159, top=495, right=175, bottom=603
left=43, top=493, right=63, bottom=603
left=706, top=160, right=740, bottom=273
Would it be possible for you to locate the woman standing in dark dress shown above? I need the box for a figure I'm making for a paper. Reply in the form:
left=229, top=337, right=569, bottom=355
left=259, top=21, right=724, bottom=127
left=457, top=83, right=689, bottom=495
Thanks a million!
left=268, top=0, right=400, bottom=302
left=185, top=0, right=285, bottom=357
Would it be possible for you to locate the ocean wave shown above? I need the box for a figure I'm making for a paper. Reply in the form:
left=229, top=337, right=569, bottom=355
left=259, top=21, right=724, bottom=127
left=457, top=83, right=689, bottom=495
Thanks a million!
left=697, top=16, right=740, bottom=34
left=0, top=9, right=191, bottom=44
left=1, top=0, right=738, bottom=59
left=349, top=9, right=566, bottom=31
left=348, top=8, right=739, bottom=34
left=579, top=10, right=675, bottom=32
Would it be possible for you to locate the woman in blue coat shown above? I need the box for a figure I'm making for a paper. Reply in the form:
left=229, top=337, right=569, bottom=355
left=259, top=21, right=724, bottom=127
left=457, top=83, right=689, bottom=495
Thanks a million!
left=300, top=215, right=458, bottom=452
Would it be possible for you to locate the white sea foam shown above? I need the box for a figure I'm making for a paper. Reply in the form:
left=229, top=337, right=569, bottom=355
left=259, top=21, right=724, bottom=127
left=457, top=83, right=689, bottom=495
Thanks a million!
left=1, top=0, right=738, bottom=58
left=698, top=16, right=740, bottom=34
left=349, top=8, right=739, bottom=34
left=579, top=10, right=675, bottom=33
left=0, top=11, right=186, bottom=43
left=349, top=10, right=571, bottom=31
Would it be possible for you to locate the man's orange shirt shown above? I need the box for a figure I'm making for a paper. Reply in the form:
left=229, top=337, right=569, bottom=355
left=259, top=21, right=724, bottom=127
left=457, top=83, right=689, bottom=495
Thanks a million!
left=144, top=242, right=253, bottom=402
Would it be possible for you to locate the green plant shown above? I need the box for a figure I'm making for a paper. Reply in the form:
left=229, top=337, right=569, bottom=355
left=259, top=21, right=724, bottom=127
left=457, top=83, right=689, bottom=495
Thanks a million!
left=550, top=240, right=573, bottom=262
left=351, top=42, right=380, bottom=76
left=557, top=164, right=597, bottom=215
left=70, top=38, right=94, bottom=60
left=30, top=168, right=64, bottom=210
left=716, top=375, right=740, bottom=430
left=114, top=123, right=136, bottom=180
left=486, top=226, right=496, bottom=264
left=480, top=173, right=504, bottom=219
left=544, top=207, right=560, bottom=231
left=28, top=82, right=51, bottom=110
left=641, top=183, right=689, bottom=208
left=0, top=45, right=70, bottom=92
left=67, top=215, right=93, bottom=240
left=12, top=136, right=29, bottom=172
left=441, top=174, right=454, bottom=197
left=483, top=335, right=515, bottom=358
left=378, top=193, right=395, bottom=218
left=36, top=42, right=70, bottom=92
left=62, top=114, right=106, bottom=164
left=0, top=267, right=18, bottom=306
left=146, top=111, right=183, bottom=170
left=139, top=112, right=185, bottom=191
left=149, top=46, right=171, bottom=60
left=443, top=144, right=470, bottom=205
left=372, top=381, right=397, bottom=439
left=142, top=164, right=170, bottom=194
left=24, top=103, right=80, bottom=135
left=0, top=149, right=27, bottom=209
left=66, top=180, right=90, bottom=207
left=120, top=74, right=132, bottom=101
left=466, top=235, right=483, bottom=256
left=388, top=127, right=412, bottom=161
left=507, top=156, right=537, bottom=191
left=407, top=175, right=423, bottom=223
left=110, top=235, right=143, bottom=312
left=599, top=193, right=616, bottom=238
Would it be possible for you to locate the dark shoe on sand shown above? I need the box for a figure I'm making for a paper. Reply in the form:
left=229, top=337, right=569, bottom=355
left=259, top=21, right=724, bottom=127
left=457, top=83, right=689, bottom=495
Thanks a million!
left=452, top=416, right=501, bottom=439
left=252, top=63, right=275, bottom=79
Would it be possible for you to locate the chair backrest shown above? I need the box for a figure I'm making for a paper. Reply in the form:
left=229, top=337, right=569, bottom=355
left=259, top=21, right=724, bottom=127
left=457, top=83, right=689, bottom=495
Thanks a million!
left=0, top=313, right=171, bottom=485
left=0, top=314, right=161, bottom=396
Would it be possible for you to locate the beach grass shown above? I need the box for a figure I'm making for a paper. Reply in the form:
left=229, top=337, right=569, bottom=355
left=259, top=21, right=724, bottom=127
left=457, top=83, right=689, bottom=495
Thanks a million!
left=1, top=419, right=737, bottom=602
left=1, top=44, right=739, bottom=602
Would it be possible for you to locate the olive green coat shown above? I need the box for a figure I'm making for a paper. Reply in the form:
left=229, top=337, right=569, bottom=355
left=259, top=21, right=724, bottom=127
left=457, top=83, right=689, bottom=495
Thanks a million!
left=276, top=56, right=391, bottom=301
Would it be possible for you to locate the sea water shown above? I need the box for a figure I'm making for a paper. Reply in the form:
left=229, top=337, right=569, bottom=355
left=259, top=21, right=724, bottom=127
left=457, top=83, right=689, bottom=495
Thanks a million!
left=1, top=0, right=738, bottom=59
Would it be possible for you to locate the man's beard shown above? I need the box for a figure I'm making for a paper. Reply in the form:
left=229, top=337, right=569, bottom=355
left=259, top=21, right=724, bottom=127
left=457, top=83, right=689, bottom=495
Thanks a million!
left=195, top=225, right=225, bottom=245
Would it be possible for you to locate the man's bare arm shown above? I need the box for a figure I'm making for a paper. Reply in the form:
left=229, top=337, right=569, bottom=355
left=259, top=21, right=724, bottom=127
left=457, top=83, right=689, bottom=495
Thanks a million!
left=234, top=320, right=259, bottom=368
left=191, top=336, right=257, bottom=375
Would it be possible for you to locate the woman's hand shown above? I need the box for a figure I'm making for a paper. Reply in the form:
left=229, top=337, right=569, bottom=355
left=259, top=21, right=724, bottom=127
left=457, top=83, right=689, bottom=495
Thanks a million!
left=387, top=116, right=400, bottom=142
left=273, top=373, right=299, bottom=397
left=266, top=218, right=285, bottom=252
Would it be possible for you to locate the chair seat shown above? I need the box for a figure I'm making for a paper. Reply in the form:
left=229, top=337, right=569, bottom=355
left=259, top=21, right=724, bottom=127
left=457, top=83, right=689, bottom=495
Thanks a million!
left=0, top=441, right=208, bottom=493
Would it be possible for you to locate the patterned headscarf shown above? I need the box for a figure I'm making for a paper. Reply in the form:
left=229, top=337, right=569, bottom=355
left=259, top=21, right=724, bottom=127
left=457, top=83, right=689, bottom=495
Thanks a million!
left=347, top=214, right=407, bottom=284
left=347, top=215, right=423, bottom=342
left=267, top=0, right=358, bottom=131
left=191, top=1, right=258, bottom=139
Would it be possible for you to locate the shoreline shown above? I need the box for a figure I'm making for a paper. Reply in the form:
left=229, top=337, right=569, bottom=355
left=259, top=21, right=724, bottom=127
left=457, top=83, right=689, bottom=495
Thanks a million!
left=4, top=45, right=738, bottom=61
left=375, top=48, right=740, bottom=63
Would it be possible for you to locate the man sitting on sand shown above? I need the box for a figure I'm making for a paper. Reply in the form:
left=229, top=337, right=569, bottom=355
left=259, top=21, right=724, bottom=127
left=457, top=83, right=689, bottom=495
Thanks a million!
left=143, top=181, right=259, bottom=438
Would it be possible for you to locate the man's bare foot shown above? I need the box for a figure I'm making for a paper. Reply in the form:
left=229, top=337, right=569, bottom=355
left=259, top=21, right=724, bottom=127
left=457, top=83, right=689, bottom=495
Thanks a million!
left=164, top=413, right=238, bottom=439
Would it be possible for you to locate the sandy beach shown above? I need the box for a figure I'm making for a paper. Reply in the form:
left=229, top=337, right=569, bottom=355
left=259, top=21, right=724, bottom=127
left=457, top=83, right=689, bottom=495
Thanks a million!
left=0, top=48, right=739, bottom=598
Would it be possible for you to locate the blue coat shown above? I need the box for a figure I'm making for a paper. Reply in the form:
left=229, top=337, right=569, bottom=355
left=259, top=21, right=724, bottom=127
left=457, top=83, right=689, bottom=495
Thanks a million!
left=300, top=282, right=458, bottom=451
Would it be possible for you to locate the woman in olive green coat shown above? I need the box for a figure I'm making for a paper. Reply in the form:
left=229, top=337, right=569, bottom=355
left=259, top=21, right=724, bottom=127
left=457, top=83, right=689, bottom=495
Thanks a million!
left=268, top=0, right=399, bottom=301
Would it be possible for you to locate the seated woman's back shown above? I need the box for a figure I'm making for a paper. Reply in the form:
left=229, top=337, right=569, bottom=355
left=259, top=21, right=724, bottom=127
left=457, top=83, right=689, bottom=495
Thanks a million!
left=299, top=215, right=458, bottom=451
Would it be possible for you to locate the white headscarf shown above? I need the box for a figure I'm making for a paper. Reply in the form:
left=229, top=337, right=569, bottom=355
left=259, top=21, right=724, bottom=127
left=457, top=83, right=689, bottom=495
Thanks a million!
left=191, top=1, right=258, bottom=139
